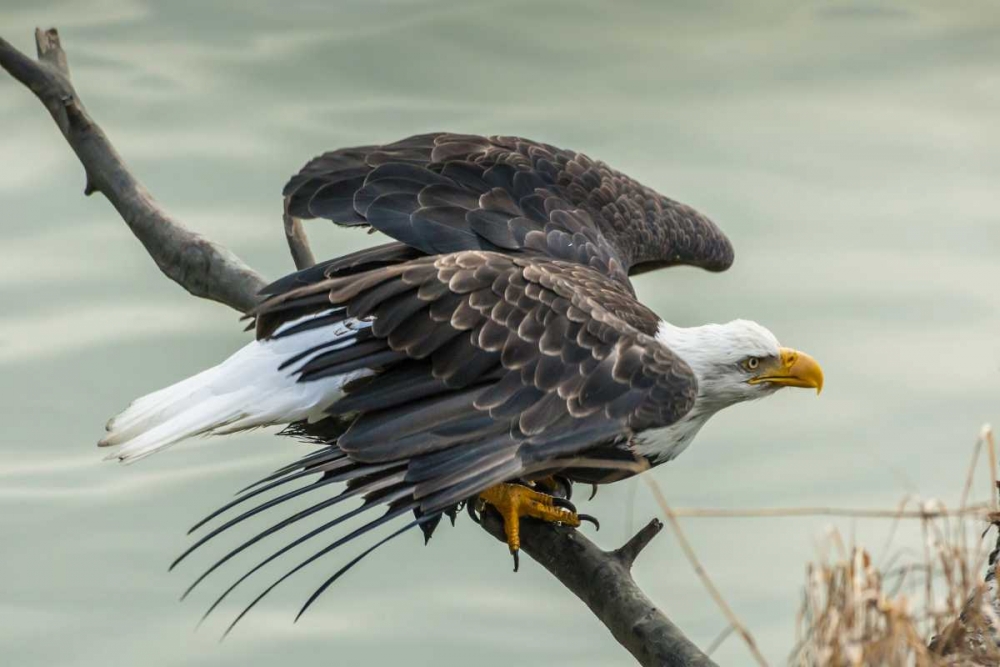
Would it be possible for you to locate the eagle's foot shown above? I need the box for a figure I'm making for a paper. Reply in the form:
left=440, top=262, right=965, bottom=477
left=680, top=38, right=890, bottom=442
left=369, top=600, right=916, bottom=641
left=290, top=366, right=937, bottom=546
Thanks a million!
left=477, top=482, right=598, bottom=572
left=531, top=474, right=573, bottom=500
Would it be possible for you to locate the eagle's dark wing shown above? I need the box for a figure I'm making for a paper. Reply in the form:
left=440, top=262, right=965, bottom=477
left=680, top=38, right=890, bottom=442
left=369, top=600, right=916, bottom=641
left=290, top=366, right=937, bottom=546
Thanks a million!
left=254, top=250, right=695, bottom=512
left=283, top=133, right=734, bottom=289
left=180, top=251, right=697, bottom=626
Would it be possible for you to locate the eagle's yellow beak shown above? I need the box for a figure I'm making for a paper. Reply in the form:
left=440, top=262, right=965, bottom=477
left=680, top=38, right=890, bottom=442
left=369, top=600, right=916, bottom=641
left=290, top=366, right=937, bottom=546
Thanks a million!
left=748, top=347, right=824, bottom=394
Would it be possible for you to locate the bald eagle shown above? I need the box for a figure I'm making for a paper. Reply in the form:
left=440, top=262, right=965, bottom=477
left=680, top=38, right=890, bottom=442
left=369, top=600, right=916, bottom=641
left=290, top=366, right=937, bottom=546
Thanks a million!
left=99, top=133, right=823, bottom=629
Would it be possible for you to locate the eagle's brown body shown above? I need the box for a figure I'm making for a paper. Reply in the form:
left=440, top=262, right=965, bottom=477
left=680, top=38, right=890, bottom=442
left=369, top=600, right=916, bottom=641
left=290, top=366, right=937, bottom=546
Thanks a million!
left=100, top=133, right=829, bottom=631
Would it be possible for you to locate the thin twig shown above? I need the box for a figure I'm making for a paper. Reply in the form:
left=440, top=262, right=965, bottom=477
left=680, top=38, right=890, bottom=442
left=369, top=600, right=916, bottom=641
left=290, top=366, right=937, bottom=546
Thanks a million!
left=663, top=504, right=993, bottom=520
left=613, top=518, right=663, bottom=568
left=479, top=511, right=718, bottom=667
left=985, top=425, right=998, bottom=513
left=876, top=495, right=918, bottom=571
left=704, top=624, right=736, bottom=656
left=282, top=196, right=316, bottom=270
left=0, top=29, right=267, bottom=312
left=624, top=476, right=639, bottom=543
left=961, top=434, right=986, bottom=512
left=644, top=477, right=770, bottom=667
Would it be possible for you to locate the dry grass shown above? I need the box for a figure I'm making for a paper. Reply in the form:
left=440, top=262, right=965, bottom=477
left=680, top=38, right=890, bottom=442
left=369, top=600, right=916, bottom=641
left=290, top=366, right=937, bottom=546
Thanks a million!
left=791, top=426, right=1000, bottom=666
left=643, top=425, right=1000, bottom=666
left=792, top=529, right=999, bottom=665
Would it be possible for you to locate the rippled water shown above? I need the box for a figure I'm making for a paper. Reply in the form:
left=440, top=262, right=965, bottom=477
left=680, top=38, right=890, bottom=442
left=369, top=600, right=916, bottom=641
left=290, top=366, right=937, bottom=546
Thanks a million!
left=1, top=1, right=998, bottom=664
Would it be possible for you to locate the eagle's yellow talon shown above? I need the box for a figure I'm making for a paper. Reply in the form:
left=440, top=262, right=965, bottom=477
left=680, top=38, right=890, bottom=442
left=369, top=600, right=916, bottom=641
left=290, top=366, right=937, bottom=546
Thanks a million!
left=478, top=483, right=581, bottom=571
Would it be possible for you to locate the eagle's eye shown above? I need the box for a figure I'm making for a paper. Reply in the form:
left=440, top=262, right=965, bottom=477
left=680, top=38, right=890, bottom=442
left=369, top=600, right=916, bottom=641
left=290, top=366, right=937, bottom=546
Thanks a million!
left=743, top=357, right=760, bottom=371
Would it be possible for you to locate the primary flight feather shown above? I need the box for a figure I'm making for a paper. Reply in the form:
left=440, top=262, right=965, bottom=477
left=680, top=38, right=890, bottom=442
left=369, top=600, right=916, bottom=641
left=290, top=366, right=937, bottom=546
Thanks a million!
left=99, top=133, right=823, bottom=628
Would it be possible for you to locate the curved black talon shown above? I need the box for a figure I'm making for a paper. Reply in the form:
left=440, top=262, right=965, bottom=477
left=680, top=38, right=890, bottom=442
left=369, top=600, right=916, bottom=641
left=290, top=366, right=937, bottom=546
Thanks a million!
left=578, top=514, right=600, bottom=531
left=466, top=497, right=481, bottom=524
left=588, top=483, right=599, bottom=501
left=555, top=475, right=573, bottom=500
left=511, top=550, right=520, bottom=573
left=552, top=497, right=577, bottom=513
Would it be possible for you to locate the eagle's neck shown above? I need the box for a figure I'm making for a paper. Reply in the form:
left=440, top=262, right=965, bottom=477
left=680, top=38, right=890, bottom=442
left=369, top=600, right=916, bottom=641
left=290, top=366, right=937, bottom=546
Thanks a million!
left=655, top=321, right=747, bottom=412
left=635, top=409, right=715, bottom=466
left=636, top=321, right=743, bottom=464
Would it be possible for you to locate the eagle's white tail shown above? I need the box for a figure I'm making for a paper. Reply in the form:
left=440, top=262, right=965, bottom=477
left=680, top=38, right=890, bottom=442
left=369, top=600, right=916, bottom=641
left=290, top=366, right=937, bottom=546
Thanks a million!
left=100, top=314, right=367, bottom=464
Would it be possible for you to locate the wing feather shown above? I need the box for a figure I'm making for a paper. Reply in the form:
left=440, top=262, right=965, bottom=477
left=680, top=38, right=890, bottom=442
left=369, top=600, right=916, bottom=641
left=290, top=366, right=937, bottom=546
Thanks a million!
left=253, top=251, right=696, bottom=485
left=283, top=133, right=734, bottom=289
left=180, top=250, right=700, bottom=626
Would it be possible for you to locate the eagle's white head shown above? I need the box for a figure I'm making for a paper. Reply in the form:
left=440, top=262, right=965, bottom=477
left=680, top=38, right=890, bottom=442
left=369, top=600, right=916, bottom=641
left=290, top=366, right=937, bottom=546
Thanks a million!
left=645, top=319, right=823, bottom=462
left=657, top=319, right=823, bottom=411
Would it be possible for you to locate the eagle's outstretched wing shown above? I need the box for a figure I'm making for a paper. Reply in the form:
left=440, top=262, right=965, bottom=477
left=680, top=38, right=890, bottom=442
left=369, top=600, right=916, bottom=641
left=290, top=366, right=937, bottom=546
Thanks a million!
left=283, top=133, right=734, bottom=289
left=143, top=133, right=735, bottom=628
left=170, top=250, right=697, bottom=626
left=255, top=250, right=696, bottom=514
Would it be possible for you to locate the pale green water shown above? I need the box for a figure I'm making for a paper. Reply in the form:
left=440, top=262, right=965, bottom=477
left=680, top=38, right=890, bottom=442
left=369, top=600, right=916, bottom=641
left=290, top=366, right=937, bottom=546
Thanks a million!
left=1, top=1, right=998, bottom=665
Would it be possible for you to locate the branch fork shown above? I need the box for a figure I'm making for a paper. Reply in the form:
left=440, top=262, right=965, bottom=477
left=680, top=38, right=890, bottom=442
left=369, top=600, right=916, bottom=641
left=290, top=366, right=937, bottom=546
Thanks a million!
left=0, top=28, right=267, bottom=313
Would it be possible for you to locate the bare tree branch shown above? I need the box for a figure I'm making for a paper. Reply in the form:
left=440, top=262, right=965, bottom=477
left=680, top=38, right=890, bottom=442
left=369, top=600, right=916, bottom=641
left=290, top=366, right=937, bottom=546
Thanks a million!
left=283, top=196, right=316, bottom=270
left=614, top=518, right=665, bottom=569
left=1, top=27, right=716, bottom=666
left=480, top=513, right=717, bottom=667
left=0, top=28, right=266, bottom=313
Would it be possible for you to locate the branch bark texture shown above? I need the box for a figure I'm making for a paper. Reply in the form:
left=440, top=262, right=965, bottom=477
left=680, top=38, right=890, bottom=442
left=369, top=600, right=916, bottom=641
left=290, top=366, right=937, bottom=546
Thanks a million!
left=481, top=513, right=717, bottom=667
left=283, top=197, right=316, bottom=270
left=0, top=28, right=266, bottom=313
left=0, top=27, right=713, bottom=666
